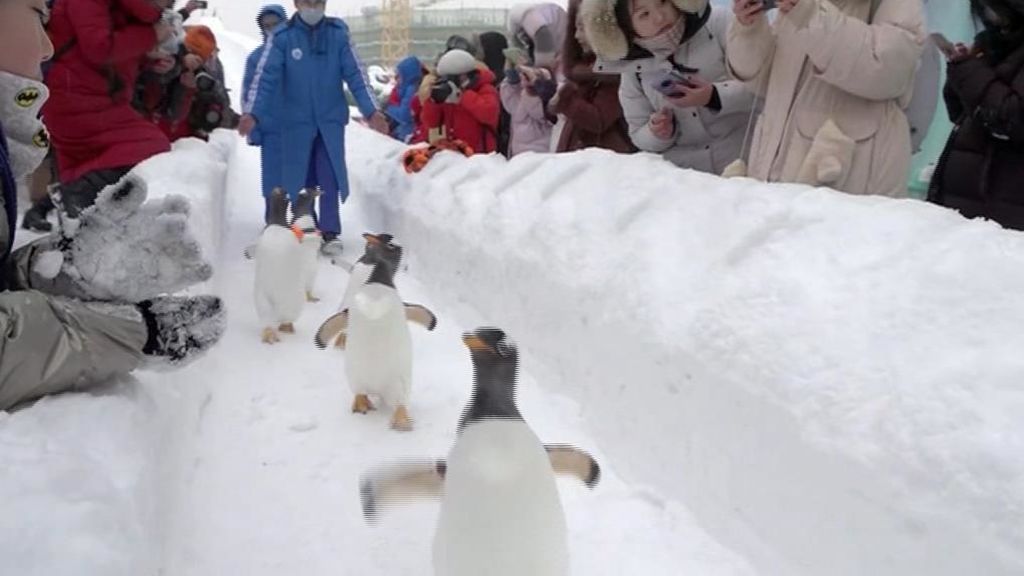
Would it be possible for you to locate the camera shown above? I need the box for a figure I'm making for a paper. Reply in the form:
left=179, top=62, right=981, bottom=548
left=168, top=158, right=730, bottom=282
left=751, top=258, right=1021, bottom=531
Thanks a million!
left=195, top=71, right=218, bottom=92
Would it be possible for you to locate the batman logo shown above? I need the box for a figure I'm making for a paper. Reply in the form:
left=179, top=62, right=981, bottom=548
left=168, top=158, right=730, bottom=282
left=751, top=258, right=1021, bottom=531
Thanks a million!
left=32, top=128, right=50, bottom=149
left=15, top=87, right=40, bottom=108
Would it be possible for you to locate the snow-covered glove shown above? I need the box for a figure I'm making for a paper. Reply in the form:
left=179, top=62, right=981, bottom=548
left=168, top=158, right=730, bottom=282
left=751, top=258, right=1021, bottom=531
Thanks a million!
left=33, top=173, right=213, bottom=303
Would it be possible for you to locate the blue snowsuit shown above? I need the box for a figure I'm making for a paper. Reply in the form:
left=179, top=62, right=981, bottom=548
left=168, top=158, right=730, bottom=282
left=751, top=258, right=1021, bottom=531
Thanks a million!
left=246, top=14, right=378, bottom=236
left=386, top=56, right=423, bottom=143
left=243, top=4, right=287, bottom=223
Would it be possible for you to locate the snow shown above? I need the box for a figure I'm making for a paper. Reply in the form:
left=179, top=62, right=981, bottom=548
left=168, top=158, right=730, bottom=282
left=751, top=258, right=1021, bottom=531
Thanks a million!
left=348, top=134, right=1024, bottom=574
left=3, top=17, right=1023, bottom=576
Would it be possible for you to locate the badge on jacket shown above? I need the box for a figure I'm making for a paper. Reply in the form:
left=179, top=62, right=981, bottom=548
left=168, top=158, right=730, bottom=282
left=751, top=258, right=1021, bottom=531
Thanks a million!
left=292, top=48, right=303, bottom=61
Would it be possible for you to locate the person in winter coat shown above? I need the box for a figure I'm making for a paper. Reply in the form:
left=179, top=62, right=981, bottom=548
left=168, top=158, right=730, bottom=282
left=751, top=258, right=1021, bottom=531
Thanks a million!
left=554, top=0, right=636, bottom=153
left=243, top=4, right=287, bottom=225
left=421, top=49, right=501, bottom=153
left=727, top=0, right=926, bottom=196
left=0, top=0, right=224, bottom=412
left=502, top=3, right=566, bottom=156
left=928, top=0, right=1024, bottom=229
left=387, top=56, right=424, bottom=142
left=134, top=45, right=200, bottom=142
left=508, top=2, right=569, bottom=70
left=43, top=0, right=178, bottom=219
left=582, top=0, right=754, bottom=174
left=501, top=62, right=559, bottom=155
left=477, top=30, right=513, bottom=156
left=239, top=0, right=389, bottom=255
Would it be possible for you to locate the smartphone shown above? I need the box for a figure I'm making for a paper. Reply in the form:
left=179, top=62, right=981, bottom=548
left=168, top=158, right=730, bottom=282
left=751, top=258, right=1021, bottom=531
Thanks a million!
left=757, top=0, right=776, bottom=11
left=930, top=32, right=957, bottom=57
left=195, top=0, right=209, bottom=8
left=652, top=70, right=697, bottom=98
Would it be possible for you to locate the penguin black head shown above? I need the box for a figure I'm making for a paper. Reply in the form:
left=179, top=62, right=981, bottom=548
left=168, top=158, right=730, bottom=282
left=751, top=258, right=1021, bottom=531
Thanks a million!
left=267, top=187, right=290, bottom=228
left=364, top=234, right=403, bottom=288
left=458, top=327, right=522, bottom=432
left=292, top=187, right=320, bottom=221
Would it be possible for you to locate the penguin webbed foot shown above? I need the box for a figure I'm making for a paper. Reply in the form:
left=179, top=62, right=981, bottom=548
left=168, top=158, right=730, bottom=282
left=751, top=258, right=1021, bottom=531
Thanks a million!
left=352, top=394, right=375, bottom=414
left=278, top=322, right=295, bottom=334
left=390, top=405, right=413, bottom=431
left=261, top=327, right=280, bottom=344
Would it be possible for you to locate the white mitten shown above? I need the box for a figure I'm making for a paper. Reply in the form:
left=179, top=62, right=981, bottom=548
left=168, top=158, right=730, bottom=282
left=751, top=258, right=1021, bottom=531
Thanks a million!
left=35, top=173, right=213, bottom=303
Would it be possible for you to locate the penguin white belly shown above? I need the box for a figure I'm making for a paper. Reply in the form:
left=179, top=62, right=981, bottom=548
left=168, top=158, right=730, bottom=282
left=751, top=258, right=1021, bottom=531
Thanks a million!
left=339, top=261, right=373, bottom=311
left=300, top=237, right=320, bottom=294
left=254, top=226, right=305, bottom=325
left=345, top=284, right=412, bottom=406
left=433, top=420, right=568, bottom=576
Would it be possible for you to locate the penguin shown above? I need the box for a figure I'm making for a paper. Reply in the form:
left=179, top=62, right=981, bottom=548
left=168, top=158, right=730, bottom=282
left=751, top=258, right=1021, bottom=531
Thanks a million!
left=253, top=188, right=305, bottom=344
left=291, top=187, right=323, bottom=303
left=313, top=235, right=437, bottom=431
left=331, top=233, right=394, bottom=349
left=358, top=328, right=601, bottom=576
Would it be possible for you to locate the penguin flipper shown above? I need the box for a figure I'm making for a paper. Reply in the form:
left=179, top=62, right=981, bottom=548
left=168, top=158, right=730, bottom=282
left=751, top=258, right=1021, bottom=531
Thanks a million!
left=314, top=310, right=349, bottom=349
left=404, top=303, right=438, bottom=331
left=545, top=445, right=601, bottom=489
left=359, top=459, right=447, bottom=524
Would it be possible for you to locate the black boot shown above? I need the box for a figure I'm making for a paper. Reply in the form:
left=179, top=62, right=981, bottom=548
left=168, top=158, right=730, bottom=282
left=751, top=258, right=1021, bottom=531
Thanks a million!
left=138, top=295, right=226, bottom=369
left=21, top=195, right=54, bottom=232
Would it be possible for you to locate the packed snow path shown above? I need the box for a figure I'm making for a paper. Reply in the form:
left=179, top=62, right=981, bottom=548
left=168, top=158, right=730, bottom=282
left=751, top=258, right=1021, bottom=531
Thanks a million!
left=156, top=139, right=754, bottom=575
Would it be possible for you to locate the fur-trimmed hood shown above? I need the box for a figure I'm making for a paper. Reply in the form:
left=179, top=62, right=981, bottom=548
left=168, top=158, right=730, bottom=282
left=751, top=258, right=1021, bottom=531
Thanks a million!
left=581, top=0, right=708, bottom=62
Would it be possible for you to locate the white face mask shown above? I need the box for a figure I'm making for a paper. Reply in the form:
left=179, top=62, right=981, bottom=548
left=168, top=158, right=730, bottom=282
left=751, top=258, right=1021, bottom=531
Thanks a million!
left=299, top=7, right=325, bottom=26
left=0, top=70, right=50, bottom=180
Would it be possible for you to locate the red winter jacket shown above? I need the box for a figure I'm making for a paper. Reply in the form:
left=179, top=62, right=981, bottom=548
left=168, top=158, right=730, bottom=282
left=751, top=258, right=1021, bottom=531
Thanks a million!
left=43, top=0, right=171, bottom=183
left=420, top=67, right=500, bottom=154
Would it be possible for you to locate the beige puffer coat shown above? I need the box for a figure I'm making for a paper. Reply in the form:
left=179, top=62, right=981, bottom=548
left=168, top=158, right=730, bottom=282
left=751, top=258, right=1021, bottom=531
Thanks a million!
left=727, top=0, right=926, bottom=196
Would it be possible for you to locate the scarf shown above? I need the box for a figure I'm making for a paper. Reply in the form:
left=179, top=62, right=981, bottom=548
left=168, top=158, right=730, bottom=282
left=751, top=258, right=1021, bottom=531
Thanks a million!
left=633, top=15, right=687, bottom=60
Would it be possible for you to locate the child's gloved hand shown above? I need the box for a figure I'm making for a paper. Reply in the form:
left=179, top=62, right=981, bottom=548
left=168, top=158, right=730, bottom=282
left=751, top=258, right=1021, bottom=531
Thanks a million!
left=504, top=67, right=521, bottom=85
left=33, top=174, right=213, bottom=303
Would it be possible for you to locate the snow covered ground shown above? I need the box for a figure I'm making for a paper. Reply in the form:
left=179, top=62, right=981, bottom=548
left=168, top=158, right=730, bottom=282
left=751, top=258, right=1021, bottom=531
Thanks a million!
left=3, top=18, right=1023, bottom=576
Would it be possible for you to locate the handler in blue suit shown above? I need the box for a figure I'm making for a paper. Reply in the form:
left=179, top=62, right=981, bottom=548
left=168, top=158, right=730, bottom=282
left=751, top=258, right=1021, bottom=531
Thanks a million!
left=240, top=0, right=389, bottom=254
left=243, top=4, right=288, bottom=225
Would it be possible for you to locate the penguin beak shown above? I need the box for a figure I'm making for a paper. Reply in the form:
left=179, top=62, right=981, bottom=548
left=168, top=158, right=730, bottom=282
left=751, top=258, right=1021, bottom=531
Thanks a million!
left=363, top=233, right=382, bottom=246
left=291, top=225, right=305, bottom=241
left=462, top=333, right=492, bottom=353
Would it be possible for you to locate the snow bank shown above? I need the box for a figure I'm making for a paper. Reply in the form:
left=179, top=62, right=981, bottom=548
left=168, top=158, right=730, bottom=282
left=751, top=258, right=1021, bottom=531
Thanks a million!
left=348, top=128, right=1024, bottom=575
left=0, top=134, right=233, bottom=575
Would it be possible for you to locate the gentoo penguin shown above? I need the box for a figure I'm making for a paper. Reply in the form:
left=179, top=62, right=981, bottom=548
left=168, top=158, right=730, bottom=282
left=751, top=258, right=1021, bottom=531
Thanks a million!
left=291, top=188, right=322, bottom=303
left=313, top=235, right=437, bottom=430
left=358, top=328, right=601, bottom=576
left=254, top=188, right=305, bottom=344
left=331, top=233, right=394, bottom=349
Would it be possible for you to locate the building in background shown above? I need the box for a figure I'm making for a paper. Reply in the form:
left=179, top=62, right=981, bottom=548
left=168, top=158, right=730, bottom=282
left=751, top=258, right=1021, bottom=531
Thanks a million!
left=348, top=1, right=509, bottom=69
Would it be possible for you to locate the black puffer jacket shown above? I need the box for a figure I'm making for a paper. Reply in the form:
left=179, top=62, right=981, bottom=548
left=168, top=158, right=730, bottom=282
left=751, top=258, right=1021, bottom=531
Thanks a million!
left=928, top=40, right=1024, bottom=230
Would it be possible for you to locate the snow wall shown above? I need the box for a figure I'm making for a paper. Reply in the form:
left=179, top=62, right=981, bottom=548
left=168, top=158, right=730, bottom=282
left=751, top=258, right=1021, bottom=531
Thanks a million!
left=346, top=128, right=1024, bottom=576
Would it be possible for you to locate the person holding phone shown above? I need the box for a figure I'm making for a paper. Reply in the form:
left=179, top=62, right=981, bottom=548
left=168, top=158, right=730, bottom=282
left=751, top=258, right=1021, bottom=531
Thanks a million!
left=726, top=0, right=926, bottom=196
left=927, top=0, right=1024, bottom=230
left=581, top=0, right=753, bottom=174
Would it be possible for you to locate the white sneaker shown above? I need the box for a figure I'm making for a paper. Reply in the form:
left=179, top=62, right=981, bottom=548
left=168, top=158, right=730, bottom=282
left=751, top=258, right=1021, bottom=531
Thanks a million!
left=320, top=237, right=344, bottom=256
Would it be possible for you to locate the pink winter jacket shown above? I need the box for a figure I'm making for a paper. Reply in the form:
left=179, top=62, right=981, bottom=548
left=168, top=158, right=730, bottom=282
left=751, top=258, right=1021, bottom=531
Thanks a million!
left=500, top=80, right=555, bottom=156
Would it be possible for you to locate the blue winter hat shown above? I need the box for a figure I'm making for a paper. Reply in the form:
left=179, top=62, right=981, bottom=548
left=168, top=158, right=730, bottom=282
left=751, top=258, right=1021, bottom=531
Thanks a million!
left=256, top=4, right=287, bottom=39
